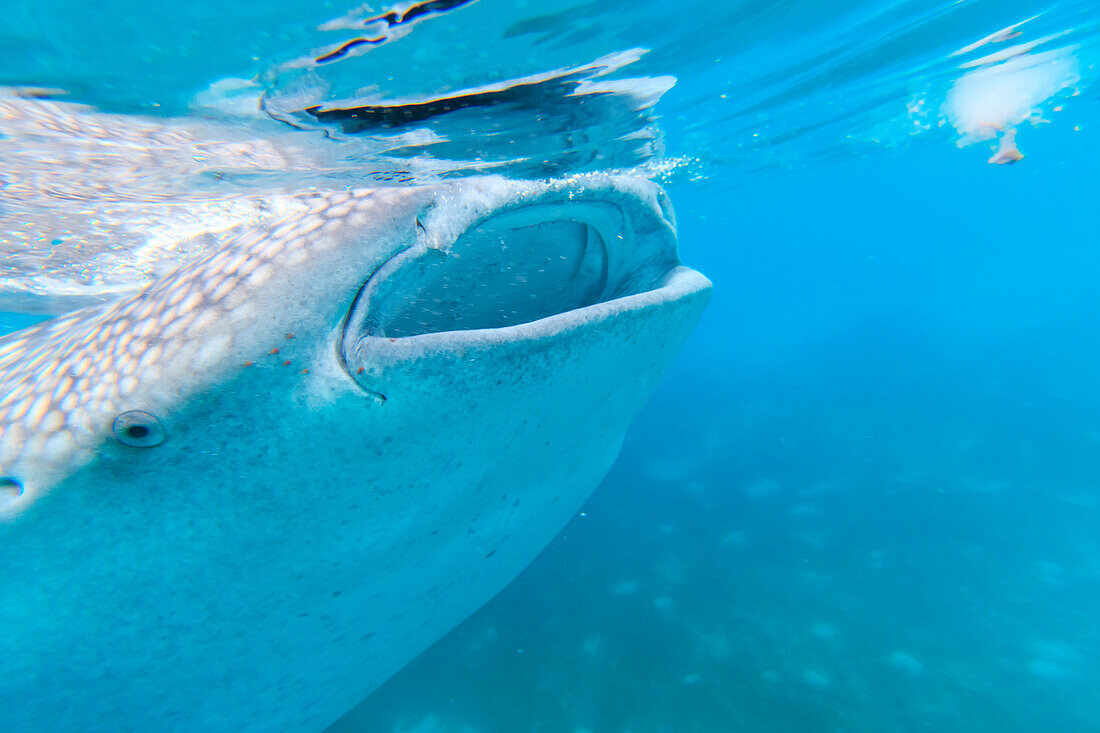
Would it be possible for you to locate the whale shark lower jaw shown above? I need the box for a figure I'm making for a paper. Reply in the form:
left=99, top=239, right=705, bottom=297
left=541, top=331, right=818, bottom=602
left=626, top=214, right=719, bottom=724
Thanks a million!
left=0, top=174, right=711, bottom=731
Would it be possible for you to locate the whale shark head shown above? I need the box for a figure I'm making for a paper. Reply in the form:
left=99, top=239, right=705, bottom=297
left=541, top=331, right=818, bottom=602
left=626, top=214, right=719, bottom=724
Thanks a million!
left=0, top=173, right=710, bottom=730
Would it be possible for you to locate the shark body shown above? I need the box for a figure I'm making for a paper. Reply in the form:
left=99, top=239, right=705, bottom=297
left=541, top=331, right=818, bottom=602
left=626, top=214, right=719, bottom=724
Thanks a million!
left=0, top=98, right=710, bottom=730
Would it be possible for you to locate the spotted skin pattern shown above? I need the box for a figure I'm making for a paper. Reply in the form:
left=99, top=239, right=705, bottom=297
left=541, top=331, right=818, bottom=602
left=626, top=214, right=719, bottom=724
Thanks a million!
left=0, top=185, right=431, bottom=514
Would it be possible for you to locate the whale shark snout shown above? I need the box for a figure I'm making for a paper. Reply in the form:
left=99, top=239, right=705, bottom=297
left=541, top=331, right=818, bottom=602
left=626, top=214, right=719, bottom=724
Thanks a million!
left=0, top=174, right=710, bottom=731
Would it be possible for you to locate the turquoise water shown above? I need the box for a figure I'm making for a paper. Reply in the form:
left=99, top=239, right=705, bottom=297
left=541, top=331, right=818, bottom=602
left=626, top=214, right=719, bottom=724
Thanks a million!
left=4, top=1, right=1100, bottom=730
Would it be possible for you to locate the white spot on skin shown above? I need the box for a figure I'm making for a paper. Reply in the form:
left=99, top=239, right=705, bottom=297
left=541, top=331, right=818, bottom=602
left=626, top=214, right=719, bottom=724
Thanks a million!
left=26, top=395, right=51, bottom=426
left=162, top=312, right=196, bottom=341
left=113, top=333, right=134, bottom=357
left=60, top=393, right=78, bottom=412
left=326, top=201, right=355, bottom=218
left=188, top=308, right=219, bottom=334
left=192, top=335, right=231, bottom=372
left=137, top=343, right=164, bottom=369
left=887, top=650, right=925, bottom=674
left=227, top=302, right=255, bottom=324
left=210, top=277, right=237, bottom=303
left=115, top=352, right=138, bottom=376
left=237, top=257, right=260, bottom=277
left=21, top=434, right=49, bottom=462
left=224, top=252, right=252, bottom=274
left=3, top=382, right=32, bottom=409
left=41, top=431, right=75, bottom=462
left=75, top=355, right=94, bottom=376
left=284, top=248, right=309, bottom=266
left=222, top=286, right=251, bottom=311
left=0, top=422, right=27, bottom=461
left=40, top=411, right=64, bottom=433
left=296, top=216, right=326, bottom=236
left=247, top=264, right=273, bottom=287
left=177, top=291, right=204, bottom=314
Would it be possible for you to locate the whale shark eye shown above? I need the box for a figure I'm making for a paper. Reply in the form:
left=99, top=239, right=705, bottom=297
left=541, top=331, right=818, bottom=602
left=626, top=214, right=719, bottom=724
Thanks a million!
left=112, top=411, right=166, bottom=448
left=0, top=477, right=23, bottom=498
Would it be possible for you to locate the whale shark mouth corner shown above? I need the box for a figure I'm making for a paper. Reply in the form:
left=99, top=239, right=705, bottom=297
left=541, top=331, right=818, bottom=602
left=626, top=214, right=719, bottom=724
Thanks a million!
left=339, top=179, right=711, bottom=401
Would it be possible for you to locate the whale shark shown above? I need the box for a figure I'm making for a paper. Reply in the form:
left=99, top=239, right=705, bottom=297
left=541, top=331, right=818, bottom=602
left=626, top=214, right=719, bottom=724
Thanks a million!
left=0, top=96, right=710, bottom=730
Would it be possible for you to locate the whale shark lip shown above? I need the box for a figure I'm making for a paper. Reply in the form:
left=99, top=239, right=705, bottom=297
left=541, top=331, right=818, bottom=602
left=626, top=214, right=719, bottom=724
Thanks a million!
left=338, top=188, right=693, bottom=394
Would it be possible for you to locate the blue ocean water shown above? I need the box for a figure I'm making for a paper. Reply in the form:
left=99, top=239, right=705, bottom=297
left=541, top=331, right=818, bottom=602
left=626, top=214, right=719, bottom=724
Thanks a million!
left=3, top=1, right=1100, bottom=730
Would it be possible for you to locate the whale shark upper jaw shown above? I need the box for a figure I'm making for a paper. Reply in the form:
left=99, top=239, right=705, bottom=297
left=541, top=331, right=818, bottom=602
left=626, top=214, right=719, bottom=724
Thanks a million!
left=340, top=183, right=685, bottom=401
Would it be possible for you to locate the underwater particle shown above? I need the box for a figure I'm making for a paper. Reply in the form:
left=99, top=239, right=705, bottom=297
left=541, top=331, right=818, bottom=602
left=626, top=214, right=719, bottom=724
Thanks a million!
left=581, top=635, right=603, bottom=657
left=803, top=669, right=830, bottom=687
left=1026, top=639, right=1080, bottom=679
left=112, top=410, right=166, bottom=447
left=789, top=503, right=818, bottom=517
left=682, top=673, right=703, bottom=685
left=887, top=650, right=925, bottom=674
left=613, top=580, right=639, bottom=595
left=1028, top=659, right=1068, bottom=679
left=653, top=595, right=674, bottom=610
left=867, top=550, right=888, bottom=569
left=642, top=456, right=702, bottom=483
left=721, top=529, right=747, bottom=546
left=745, top=477, right=779, bottom=499
left=811, top=622, right=839, bottom=642
left=1035, top=560, right=1065, bottom=586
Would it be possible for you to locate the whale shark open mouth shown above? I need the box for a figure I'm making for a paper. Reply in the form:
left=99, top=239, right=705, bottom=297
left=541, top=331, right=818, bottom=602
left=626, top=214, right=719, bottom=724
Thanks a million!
left=340, top=190, right=684, bottom=398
